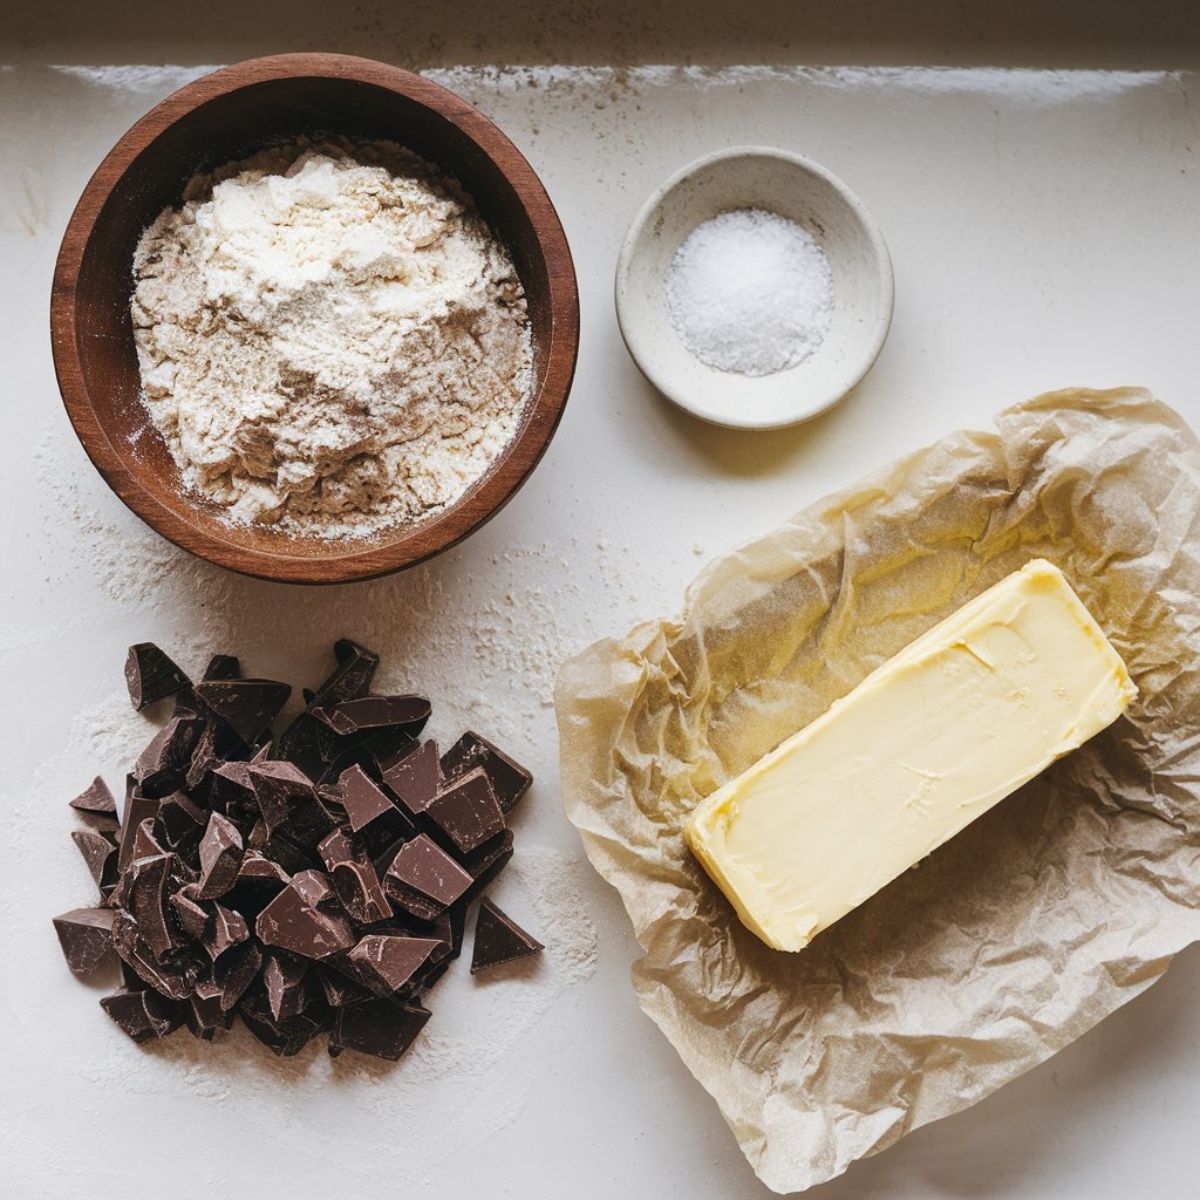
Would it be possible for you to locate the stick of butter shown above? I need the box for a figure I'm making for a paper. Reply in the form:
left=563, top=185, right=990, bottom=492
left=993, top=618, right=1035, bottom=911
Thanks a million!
left=683, top=559, right=1137, bottom=952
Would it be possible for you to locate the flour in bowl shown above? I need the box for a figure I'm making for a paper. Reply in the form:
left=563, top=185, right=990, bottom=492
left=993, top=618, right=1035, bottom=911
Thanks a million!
left=130, top=139, right=534, bottom=538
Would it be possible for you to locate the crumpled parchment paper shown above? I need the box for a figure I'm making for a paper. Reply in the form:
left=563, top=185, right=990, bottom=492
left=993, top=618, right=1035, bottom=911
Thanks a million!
left=556, top=389, right=1200, bottom=1193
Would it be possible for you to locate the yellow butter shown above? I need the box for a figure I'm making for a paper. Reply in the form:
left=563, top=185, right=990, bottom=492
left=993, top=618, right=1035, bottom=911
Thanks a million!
left=683, top=560, right=1136, bottom=952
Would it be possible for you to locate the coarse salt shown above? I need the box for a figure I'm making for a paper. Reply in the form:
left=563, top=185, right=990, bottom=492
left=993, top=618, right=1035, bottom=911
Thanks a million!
left=664, top=208, right=833, bottom=377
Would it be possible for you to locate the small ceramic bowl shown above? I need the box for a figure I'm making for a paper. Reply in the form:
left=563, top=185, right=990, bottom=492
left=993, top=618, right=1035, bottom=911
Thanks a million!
left=615, top=147, right=893, bottom=430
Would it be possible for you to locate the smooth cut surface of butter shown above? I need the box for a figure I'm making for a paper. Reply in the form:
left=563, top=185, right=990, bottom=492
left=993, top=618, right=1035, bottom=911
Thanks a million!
left=683, top=559, right=1137, bottom=952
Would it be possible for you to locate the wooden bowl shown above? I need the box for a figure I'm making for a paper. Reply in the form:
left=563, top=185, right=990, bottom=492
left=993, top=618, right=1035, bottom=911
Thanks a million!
left=51, top=54, right=579, bottom=584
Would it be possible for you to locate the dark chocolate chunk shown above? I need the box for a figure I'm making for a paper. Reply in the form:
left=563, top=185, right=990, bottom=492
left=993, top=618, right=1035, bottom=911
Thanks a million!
left=316, top=963, right=375, bottom=1009
left=169, top=888, right=209, bottom=941
left=111, top=908, right=200, bottom=1000
left=239, top=987, right=326, bottom=1057
left=262, top=951, right=312, bottom=1022
left=72, top=829, right=118, bottom=894
left=256, top=870, right=356, bottom=960
left=470, top=899, right=543, bottom=975
left=193, top=679, right=291, bottom=746
left=69, top=775, right=117, bottom=817
left=246, top=761, right=334, bottom=843
left=383, top=834, right=472, bottom=921
left=441, top=731, right=532, bottom=814
left=154, top=793, right=207, bottom=862
left=215, top=941, right=262, bottom=1011
left=125, top=643, right=191, bottom=711
left=345, top=934, right=444, bottom=996
left=101, top=988, right=185, bottom=1043
left=134, top=716, right=203, bottom=799
left=425, top=769, right=505, bottom=855
left=132, top=816, right=166, bottom=860
left=318, top=829, right=392, bottom=924
left=117, top=789, right=160, bottom=875
left=203, top=654, right=240, bottom=681
left=248, top=821, right=315, bottom=875
left=52, top=907, right=116, bottom=977
left=184, top=719, right=222, bottom=792
left=202, top=902, right=249, bottom=961
left=379, top=739, right=442, bottom=816
left=330, top=998, right=430, bottom=1061
left=196, top=811, right=244, bottom=900
left=208, top=761, right=257, bottom=827
left=314, top=695, right=431, bottom=737
left=461, top=829, right=515, bottom=899
left=337, top=764, right=397, bottom=834
left=186, top=978, right=234, bottom=1040
left=117, top=853, right=177, bottom=958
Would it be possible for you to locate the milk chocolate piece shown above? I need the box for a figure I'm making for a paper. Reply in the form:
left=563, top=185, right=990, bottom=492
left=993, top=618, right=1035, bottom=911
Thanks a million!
left=314, top=695, right=431, bottom=737
left=256, top=871, right=355, bottom=960
left=442, top=732, right=532, bottom=814
left=384, top=835, right=472, bottom=921
left=379, top=740, right=442, bottom=815
left=72, top=829, right=118, bottom=893
left=345, top=934, right=444, bottom=996
left=470, top=899, right=543, bottom=975
left=425, top=769, right=504, bottom=855
left=135, top=716, right=203, bottom=798
left=330, top=999, right=430, bottom=1061
left=193, top=679, right=290, bottom=746
left=203, top=654, right=240, bottom=681
left=52, top=907, right=116, bottom=977
left=101, top=988, right=184, bottom=1043
left=125, top=643, right=191, bottom=711
left=337, top=765, right=396, bottom=834
left=262, top=951, right=311, bottom=1022
left=69, top=775, right=117, bottom=817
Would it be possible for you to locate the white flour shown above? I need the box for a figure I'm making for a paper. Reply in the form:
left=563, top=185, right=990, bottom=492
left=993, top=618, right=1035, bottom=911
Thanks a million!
left=131, top=139, right=533, bottom=537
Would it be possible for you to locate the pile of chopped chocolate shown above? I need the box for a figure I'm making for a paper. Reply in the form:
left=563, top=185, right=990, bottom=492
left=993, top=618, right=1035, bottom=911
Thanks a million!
left=53, top=640, right=543, bottom=1061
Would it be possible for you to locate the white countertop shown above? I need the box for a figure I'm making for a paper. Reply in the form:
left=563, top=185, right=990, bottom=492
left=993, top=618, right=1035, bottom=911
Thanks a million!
left=3, top=4, right=1199, bottom=1197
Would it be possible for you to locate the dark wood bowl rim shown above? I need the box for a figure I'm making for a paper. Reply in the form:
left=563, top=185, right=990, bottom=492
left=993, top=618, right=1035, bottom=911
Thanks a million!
left=50, top=52, right=579, bottom=585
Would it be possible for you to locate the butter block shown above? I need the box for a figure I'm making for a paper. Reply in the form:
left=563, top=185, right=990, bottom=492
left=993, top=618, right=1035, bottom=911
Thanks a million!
left=683, top=559, right=1136, bottom=952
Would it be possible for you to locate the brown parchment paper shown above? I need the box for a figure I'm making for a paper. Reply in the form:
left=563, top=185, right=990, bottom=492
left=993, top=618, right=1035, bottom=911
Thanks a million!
left=556, top=389, right=1200, bottom=1193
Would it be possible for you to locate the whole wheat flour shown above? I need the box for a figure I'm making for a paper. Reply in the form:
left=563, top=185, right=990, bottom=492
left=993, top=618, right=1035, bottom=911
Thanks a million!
left=130, top=139, right=534, bottom=538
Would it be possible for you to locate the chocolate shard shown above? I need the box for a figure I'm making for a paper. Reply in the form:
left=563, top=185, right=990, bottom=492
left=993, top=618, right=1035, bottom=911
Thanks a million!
left=383, top=834, right=472, bottom=921
left=209, top=761, right=257, bottom=827
left=186, top=977, right=234, bottom=1040
left=256, top=870, right=356, bottom=960
left=248, top=821, right=315, bottom=875
left=72, top=829, right=118, bottom=893
left=425, top=769, right=505, bottom=855
left=196, top=811, right=244, bottom=900
left=314, top=695, right=431, bottom=738
left=192, top=679, right=291, bottom=746
left=184, top=719, right=222, bottom=792
left=470, top=899, right=543, bottom=975
left=215, top=940, right=262, bottom=1011
left=246, top=761, right=334, bottom=843
left=154, top=793, right=208, bottom=863
left=316, top=964, right=375, bottom=1009
left=441, top=732, right=532, bottom=815
left=116, top=853, right=178, bottom=958
left=100, top=988, right=185, bottom=1043
left=202, top=654, right=240, bottom=681
left=117, top=789, right=160, bottom=875
left=337, top=764, right=398, bottom=834
left=132, top=816, right=165, bottom=860
left=134, top=716, right=204, bottom=798
left=330, top=998, right=430, bottom=1061
left=262, top=951, right=311, bottom=1022
left=125, top=643, right=191, bottom=711
left=169, top=888, right=209, bottom=941
left=52, top=907, right=116, bottom=977
left=461, top=829, right=515, bottom=899
left=111, top=909, right=199, bottom=1000
left=239, top=988, right=327, bottom=1057
left=69, top=775, right=117, bottom=817
left=379, top=739, right=442, bottom=816
left=345, top=934, right=444, bottom=996
left=202, top=902, right=249, bottom=961
left=318, top=828, right=392, bottom=924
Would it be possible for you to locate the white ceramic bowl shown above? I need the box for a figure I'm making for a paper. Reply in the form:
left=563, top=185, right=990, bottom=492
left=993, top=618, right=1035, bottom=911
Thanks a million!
left=615, top=147, right=894, bottom=430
